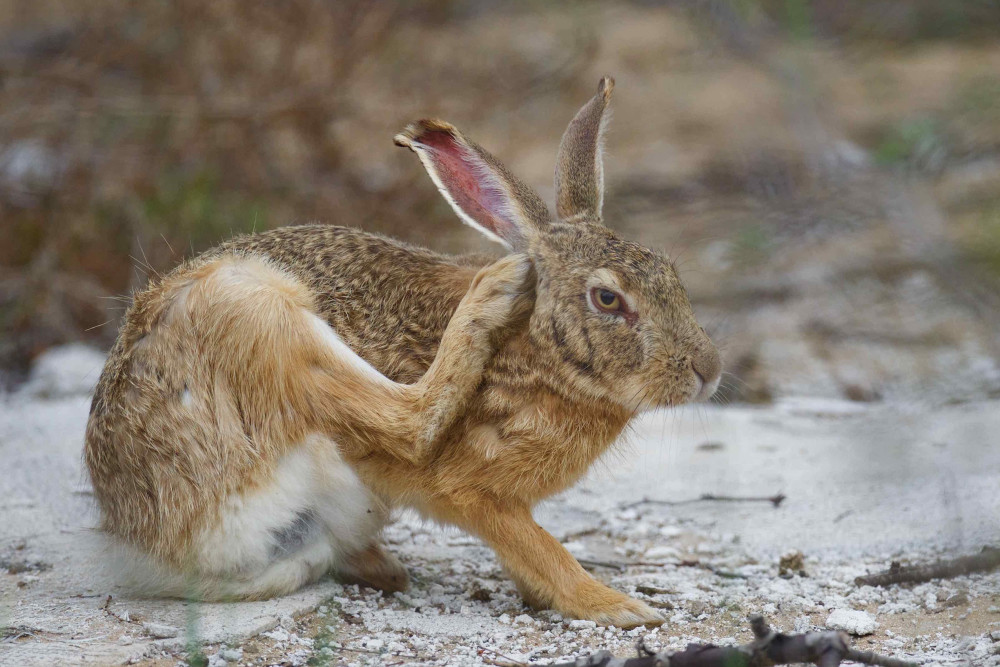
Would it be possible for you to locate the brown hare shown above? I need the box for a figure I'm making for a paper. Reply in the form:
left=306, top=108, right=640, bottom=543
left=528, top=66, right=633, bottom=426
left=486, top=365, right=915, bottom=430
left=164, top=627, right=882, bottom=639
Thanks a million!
left=84, top=77, right=721, bottom=628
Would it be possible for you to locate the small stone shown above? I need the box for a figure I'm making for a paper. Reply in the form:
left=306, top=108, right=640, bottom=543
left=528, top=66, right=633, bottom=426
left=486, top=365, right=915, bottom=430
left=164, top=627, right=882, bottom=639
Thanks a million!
left=779, top=550, right=806, bottom=577
left=687, top=600, right=710, bottom=617
left=469, top=582, right=494, bottom=602
left=513, top=614, right=534, bottom=625
left=569, top=620, right=597, bottom=630
left=826, top=609, right=877, bottom=636
left=644, top=545, right=680, bottom=561
left=142, top=622, right=179, bottom=639
left=263, top=628, right=290, bottom=642
left=942, top=592, right=969, bottom=608
left=843, top=383, right=880, bottom=403
left=220, top=648, right=243, bottom=661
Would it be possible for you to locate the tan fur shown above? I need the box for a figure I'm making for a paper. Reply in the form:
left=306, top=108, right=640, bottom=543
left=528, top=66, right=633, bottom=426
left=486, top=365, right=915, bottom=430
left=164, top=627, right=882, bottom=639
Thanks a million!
left=85, top=77, right=721, bottom=628
left=556, top=76, right=614, bottom=221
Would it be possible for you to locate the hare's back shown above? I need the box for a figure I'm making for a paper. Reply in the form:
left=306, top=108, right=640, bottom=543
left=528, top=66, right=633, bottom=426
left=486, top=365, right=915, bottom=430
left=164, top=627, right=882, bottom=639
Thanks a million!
left=218, top=224, right=487, bottom=382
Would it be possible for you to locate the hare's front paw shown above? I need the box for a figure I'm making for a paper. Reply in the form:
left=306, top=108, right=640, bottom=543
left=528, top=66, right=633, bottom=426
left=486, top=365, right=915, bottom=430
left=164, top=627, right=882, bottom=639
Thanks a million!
left=561, top=587, right=665, bottom=629
left=467, top=253, right=536, bottom=328
left=588, top=596, right=665, bottom=630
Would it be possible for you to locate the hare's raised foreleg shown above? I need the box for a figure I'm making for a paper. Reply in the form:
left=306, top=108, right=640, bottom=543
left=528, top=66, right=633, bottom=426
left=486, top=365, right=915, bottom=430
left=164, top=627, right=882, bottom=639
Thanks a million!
left=302, top=252, right=534, bottom=464
left=457, top=501, right=664, bottom=629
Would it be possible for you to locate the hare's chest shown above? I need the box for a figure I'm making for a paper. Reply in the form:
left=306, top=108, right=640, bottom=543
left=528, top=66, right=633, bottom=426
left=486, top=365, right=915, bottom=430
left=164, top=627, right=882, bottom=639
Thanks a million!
left=460, top=403, right=624, bottom=502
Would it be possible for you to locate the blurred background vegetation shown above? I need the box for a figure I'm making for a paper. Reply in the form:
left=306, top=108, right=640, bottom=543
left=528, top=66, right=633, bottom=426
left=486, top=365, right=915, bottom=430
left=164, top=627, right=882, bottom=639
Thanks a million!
left=1, top=0, right=999, bottom=403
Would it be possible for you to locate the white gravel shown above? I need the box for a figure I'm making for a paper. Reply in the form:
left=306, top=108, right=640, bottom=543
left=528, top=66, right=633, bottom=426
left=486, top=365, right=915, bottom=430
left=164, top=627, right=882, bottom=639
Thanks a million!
left=1, top=346, right=999, bottom=666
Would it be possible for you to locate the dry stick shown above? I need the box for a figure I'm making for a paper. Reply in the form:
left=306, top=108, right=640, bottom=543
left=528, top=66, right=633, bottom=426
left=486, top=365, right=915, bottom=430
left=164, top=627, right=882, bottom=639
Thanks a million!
left=542, top=616, right=917, bottom=667
left=620, top=493, right=786, bottom=511
left=579, top=558, right=746, bottom=580
left=855, top=546, right=1000, bottom=587
left=479, top=645, right=531, bottom=667
left=331, top=643, right=418, bottom=659
left=577, top=559, right=627, bottom=572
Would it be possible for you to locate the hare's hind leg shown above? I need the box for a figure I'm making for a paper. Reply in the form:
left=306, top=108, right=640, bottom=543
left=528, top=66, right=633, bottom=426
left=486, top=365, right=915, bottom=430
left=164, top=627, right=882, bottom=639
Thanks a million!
left=191, top=435, right=406, bottom=598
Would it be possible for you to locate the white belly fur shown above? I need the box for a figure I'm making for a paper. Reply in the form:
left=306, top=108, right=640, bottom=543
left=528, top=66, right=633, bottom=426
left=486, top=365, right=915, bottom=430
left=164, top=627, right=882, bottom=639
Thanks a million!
left=196, top=434, right=384, bottom=578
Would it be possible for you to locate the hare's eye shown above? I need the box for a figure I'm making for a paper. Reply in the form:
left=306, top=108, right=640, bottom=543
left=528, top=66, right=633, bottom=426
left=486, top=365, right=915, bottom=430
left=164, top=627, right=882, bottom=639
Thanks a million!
left=591, top=287, right=625, bottom=313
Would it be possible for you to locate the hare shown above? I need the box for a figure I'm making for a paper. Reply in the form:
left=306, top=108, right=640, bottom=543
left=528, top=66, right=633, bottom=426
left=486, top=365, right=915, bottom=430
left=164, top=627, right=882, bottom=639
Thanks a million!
left=84, top=76, right=721, bottom=628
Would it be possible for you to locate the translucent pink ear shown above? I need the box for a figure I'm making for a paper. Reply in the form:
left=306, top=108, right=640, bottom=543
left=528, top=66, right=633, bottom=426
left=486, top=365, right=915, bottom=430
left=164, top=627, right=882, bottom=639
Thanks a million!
left=395, top=120, right=549, bottom=250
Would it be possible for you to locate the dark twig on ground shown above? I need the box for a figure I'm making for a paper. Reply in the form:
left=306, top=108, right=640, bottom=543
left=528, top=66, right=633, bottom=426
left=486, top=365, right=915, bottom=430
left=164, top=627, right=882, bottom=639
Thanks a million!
left=855, top=546, right=1000, bottom=587
left=542, top=616, right=917, bottom=667
left=479, top=645, right=532, bottom=667
left=578, top=557, right=746, bottom=580
left=576, top=559, right=627, bottom=572
left=620, top=493, right=786, bottom=511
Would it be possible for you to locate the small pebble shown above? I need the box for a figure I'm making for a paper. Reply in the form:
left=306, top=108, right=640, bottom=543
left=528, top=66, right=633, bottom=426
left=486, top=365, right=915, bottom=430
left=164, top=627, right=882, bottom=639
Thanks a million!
left=142, top=623, right=179, bottom=639
left=826, top=609, right=878, bottom=636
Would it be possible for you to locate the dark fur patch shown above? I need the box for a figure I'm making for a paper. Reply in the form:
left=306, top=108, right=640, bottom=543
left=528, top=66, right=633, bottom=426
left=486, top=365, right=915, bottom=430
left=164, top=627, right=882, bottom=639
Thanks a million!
left=270, top=508, right=320, bottom=559
left=550, top=313, right=596, bottom=376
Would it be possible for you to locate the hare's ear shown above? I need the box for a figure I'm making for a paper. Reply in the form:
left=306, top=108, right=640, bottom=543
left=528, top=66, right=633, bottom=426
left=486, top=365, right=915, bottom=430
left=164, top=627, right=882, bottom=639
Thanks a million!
left=554, top=76, right=614, bottom=222
left=395, top=120, right=550, bottom=251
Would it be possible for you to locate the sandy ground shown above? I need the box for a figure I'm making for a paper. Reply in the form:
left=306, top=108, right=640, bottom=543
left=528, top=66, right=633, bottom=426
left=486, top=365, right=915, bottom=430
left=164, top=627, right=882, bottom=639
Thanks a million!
left=1, top=346, right=999, bottom=666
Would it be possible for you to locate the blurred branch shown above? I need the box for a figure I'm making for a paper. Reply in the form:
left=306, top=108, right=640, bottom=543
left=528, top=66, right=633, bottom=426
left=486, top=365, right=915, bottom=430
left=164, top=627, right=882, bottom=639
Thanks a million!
left=620, top=492, right=786, bottom=510
left=855, top=546, right=1000, bottom=587
left=538, top=616, right=916, bottom=667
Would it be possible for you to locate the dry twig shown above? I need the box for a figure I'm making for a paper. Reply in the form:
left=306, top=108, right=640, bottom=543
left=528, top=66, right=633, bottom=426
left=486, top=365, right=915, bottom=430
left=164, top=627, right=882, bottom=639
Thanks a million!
left=578, top=558, right=746, bottom=580
left=620, top=493, right=786, bottom=511
left=542, top=616, right=916, bottom=667
left=479, top=645, right=530, bottom=667
left=855, top=546, right=1000, bottom=587
left=577, top=559, right=627, bottom=572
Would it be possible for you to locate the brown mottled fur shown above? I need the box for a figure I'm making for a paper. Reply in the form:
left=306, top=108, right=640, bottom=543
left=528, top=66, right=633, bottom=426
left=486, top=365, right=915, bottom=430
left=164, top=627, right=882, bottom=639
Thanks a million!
left=85, top=77, right=720, bottom=627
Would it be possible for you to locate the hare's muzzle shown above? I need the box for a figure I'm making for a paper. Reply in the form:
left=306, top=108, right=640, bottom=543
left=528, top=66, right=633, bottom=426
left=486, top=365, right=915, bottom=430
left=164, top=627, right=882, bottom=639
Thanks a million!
left=691, top=344, right=722, bottom=402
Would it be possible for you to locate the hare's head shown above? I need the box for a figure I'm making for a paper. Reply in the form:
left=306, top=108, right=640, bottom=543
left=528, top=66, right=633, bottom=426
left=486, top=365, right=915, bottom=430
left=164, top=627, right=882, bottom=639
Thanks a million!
left=395, top=77, right=720, bottom=412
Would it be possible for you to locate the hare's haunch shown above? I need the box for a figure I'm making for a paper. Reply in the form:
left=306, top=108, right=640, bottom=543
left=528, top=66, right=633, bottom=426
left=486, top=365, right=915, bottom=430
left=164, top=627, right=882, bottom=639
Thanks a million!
left=85, top=77, right=721, bottom=628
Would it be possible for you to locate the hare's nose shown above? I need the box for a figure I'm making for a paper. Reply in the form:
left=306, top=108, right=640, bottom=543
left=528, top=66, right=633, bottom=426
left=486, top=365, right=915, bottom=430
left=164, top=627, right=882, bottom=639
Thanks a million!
left=691, top=345, right=722, bottom=401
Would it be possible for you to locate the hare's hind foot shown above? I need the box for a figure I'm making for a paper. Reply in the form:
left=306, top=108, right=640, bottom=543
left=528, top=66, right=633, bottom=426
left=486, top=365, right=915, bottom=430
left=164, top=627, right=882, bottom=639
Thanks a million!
left=338, top=543, right=409, bottom=593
